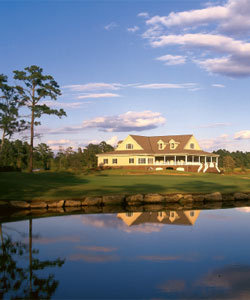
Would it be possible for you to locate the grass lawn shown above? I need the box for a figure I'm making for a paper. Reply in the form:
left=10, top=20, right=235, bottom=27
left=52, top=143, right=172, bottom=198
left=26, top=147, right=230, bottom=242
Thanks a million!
left=0, top=170, right=250, bottom=201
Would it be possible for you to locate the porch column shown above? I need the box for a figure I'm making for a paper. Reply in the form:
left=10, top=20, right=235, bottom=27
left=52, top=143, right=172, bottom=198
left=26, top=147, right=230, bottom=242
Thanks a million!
left=216, top=157, right=218, bottom=165
left=185, top=155, right=187, bottom=165
left=192, top=156, right=194, bottom=163
left=205, top=156, right=207, bottom=164
left=198, top=156, right=200, bottom=163
left=164, top=155, right=166, bottom=164
left=174, top=156, right=176, bottom=165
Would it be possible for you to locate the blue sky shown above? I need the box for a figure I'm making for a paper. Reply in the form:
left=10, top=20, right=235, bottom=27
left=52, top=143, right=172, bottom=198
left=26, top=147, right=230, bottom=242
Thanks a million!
left=1, top=0, right=250, bottom=151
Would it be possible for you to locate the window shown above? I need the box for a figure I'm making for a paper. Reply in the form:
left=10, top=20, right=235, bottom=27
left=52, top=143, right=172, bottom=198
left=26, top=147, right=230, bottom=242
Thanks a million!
left=159, top=143, right=163, bottom=149
left=190, top=143, right=195, bottom=149
left=190, top=211, right=195, bottom=217
left=126, top=144, right=133, bottom=149
left=138, top=158, right=146, bottom=164
left=112, top=158, right=117, bottom=164
left=158, top=212, right=163, bottom=217
left=126, top=212, right=133, bottom=217
left=170, top=212, right=175, bottom=218
left=170, top=143, right=175, bottom=149
left=148, top=158, right=153, bottom=164
left=129, top=158, right=134, bottom=164
left=103, top=159, right=108, bottom=164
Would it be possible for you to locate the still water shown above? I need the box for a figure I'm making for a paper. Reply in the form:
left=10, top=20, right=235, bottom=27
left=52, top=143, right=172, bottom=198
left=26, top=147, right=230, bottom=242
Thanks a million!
left=1, top=207, right=250, bottom=299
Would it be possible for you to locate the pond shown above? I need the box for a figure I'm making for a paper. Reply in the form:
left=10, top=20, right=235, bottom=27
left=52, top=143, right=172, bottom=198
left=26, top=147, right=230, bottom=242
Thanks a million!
left=1, top=207, right=250, bottom=299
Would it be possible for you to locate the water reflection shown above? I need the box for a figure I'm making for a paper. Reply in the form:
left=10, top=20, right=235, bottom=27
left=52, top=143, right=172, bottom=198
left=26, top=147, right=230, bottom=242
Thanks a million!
left=117, top=210, right=200, bottom=227
left=1, top=207, right=250, bottom=299
left=0, top=221, right=64, bottom=299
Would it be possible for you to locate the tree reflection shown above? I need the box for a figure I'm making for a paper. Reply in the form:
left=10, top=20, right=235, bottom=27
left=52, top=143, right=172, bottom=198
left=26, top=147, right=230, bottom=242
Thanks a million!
left=0, top=220, right=65, bottom=299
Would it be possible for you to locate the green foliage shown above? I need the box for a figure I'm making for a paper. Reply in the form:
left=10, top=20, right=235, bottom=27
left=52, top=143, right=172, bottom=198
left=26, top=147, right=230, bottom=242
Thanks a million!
left=213, top=149, right=250, bottom=169
left=13, top=66, right=66, bottom=120
left=0, top=139, right=29, bottom=169
left=53, top=141, right=114, bottom=171
left=34, top=143, right=53, bottom=170
left=0, top=74, right=27, bottom=148
left=13, top=65, right=67, bottom=172
left=0, top=139, right=114, bottom=172
left=223, top=155, right=235, bottom=172
left=82, top=142, right=114, bottom=168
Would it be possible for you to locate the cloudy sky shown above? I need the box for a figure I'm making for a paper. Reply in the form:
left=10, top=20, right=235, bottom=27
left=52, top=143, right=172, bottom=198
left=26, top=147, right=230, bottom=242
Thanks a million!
left=1, top=0, right=250, bottom=151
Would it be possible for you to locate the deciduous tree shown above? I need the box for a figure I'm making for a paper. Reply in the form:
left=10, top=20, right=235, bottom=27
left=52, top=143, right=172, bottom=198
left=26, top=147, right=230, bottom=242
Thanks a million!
left=34, top=143, right=54, bottom=170
left=0, top=74, right=26, bottom=151
left=223, top=155, right=235, bottom=172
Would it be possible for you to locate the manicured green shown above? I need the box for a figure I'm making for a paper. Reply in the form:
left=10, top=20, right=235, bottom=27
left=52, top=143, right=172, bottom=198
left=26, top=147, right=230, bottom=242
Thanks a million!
left=0, top=170, right=250, bottom=202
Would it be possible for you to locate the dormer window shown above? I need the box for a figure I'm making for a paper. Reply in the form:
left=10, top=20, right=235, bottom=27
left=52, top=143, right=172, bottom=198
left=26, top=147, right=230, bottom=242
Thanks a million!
left=157, top=140, right=165, bottom=150
left=126, top=143, right=133, bottom=149
left=169, top=139, right=179, bottom=150
left=190, top=143, right=195, bottom=149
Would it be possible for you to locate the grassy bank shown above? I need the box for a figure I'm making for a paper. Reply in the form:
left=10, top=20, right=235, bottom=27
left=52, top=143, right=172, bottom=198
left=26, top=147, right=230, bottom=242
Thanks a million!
left=0, top=170, right=250, bottom=202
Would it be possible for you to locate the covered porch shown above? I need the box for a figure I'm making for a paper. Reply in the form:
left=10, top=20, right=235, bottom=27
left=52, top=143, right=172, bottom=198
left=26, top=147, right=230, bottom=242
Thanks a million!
left=155, top=155, right=218, bottom=165
left=154, top=154, right=220, bottom=173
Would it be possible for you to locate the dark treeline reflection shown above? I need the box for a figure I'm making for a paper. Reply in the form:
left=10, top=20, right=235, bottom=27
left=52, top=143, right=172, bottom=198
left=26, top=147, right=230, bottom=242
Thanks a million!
left=0, top=220, right=64, bottom=299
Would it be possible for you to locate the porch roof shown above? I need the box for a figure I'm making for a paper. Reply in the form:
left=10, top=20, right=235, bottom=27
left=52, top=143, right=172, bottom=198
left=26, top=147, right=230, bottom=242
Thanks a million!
left=97, top=150, right=219, bottom=157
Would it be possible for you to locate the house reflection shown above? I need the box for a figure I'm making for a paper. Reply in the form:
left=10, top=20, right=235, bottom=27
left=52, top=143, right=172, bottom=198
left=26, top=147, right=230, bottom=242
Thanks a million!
left=117, top=210, right=200, bottom=227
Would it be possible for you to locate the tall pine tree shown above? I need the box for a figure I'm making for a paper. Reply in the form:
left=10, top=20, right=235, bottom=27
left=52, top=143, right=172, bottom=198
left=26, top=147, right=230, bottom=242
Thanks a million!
left=14, top=66, right=66, bottom=172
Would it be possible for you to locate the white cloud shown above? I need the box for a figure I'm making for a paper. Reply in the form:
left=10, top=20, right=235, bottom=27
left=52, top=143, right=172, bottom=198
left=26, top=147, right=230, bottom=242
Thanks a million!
left=82, top=110, right=166, bottom=132
left=145, top=0, right=250, bottom=35
left=197, top=56, right=250, bottom=77
left=86, top=136, right=118, bottom=147
left=41, top=111, right=165, bottom=135
left=127, top=26, right=139, bottom=33
left=77, top=93, right=121, bottom=99
left=199, top=123, right=230, bottom=128
left=46, top=139, right=72, bottom=150
left=199, top=134, right=232, bottom=151
left=234, top=130, right=250, bottom=140
left=142, top=0, right=250, bottom=77
left=156, top=54, right=186, bottom=65
left=104, top=22, right=117, bottom=31
left=150, top=33, right=250, bottom=77
left=42, top=126, right=83, bottom=135
left=212, top=84, right=226, bottom=88
left=87, top=139, right=102, bottom=145
left=81, top=215, right=163, bottom=233
left=47, top=139, right=71, bottom=146
left=136, top=82, right=197, bottom=89
left=63, top=82, right=122, bottom=92
left=151, top=33, right=250, bottom=56
left=106, top=136, right=119, bottom=146
left=40, top=100, right=84, bottom=109
left=137, top=12, right=149, bottom=18
left=189, top=87, right=202, bottom=92
left=146, top=6, right=228, bottom=29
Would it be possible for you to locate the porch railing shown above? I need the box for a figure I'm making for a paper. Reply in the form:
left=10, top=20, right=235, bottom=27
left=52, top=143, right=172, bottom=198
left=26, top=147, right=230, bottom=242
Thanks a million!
left=154, top=161, right=216, bottom=167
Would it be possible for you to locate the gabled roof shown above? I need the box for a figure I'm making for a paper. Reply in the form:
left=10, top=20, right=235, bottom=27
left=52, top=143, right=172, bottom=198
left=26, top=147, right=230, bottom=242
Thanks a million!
left=118, top=211, right=199, bottom=226
left=97, top=134, right=218, bottom=156
left=130, top=134, right=193, bottom=154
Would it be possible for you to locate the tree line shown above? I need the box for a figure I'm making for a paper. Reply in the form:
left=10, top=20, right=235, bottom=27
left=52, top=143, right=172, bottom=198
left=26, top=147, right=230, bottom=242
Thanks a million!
left=0, top=137, right=249, bottom=172
left=0, top=139, right=114, bottom=172
left=213, top=149, right=250, bottom=171
left=0, top=65, right=66, bottom=172
left=0, top=65, right=115, bottom=172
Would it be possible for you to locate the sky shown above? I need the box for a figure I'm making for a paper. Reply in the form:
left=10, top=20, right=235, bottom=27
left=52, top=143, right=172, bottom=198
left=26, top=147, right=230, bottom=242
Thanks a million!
left=0, top=0, right=250, bottom=152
